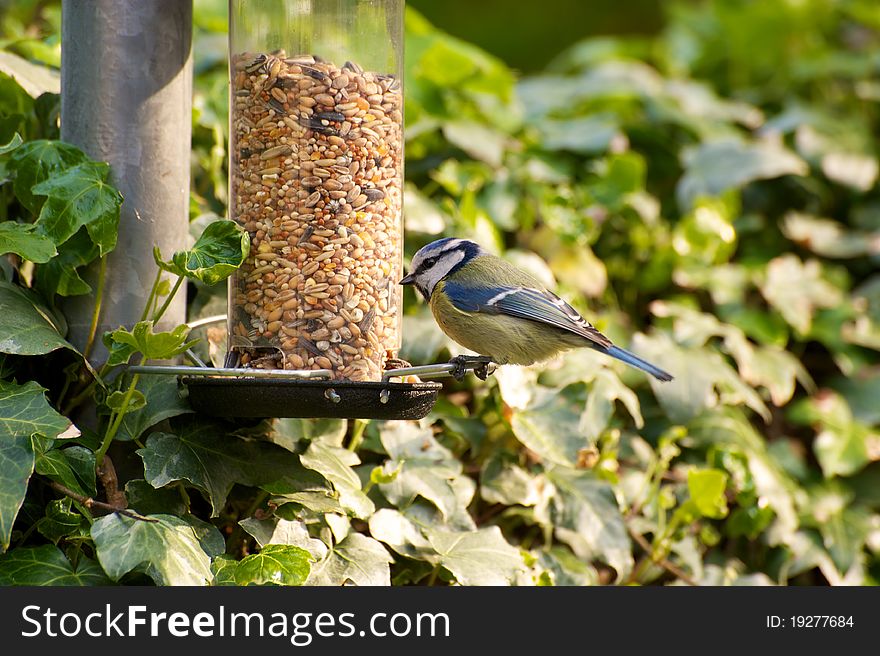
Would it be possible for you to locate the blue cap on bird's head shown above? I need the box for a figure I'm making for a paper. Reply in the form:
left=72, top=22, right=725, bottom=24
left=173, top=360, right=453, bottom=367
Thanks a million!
left=399, top=237, right=485, bottom=299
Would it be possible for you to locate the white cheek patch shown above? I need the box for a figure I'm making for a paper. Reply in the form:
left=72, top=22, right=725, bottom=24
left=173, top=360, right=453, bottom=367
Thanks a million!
left=422, top=250, right=466, bottom=296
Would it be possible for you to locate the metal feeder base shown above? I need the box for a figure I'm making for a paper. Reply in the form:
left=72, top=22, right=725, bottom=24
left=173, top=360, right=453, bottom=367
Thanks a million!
left=182, top=377, right=443, bottom=420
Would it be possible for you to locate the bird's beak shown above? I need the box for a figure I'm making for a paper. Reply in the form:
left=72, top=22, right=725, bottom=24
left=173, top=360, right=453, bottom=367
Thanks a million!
left=399, top=272, right=415, bottom=285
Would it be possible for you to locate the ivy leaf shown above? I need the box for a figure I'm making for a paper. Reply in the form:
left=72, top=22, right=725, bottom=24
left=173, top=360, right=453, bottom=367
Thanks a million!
left=34, top=228, right=99, bottom=297
left=510, top=385, right=586, bottom=467
left=124, top=479, right=187, bottom=516
left=687, top=468, right=729, bottom=519
left=425, top=526, right=525, bottom=586
left=0, top=545, right=111, bottom=586
left=37, top=499, right=90, bottom=544
left=211, top=555, right=238, bottom=586
left=240, top=517, right=329, bottom=558
left=34, top=445, right=96, bottom=497
left=91, top=513, right=214, bottom=586
left=105, top=321, right=198, bottom=361
left=2, top=385, right=82, bottom=550
left=677, top=138, right=808, bottom=209
left=580, top=372, right=643, bottom=440
left=306, top=533, right=393, bottom=586
left=233, top=545, right=312, bottom=586
left=377, top=422, right=461, bottom=519
left=0, top=281, right=77, bottom=356
left=299, top=441, right=374, bottom=519
left=105, top=389, right=147, bottom=413
left=546, top=467, right=632, bottom=581
left=154, top=219, right=248, bottom=286
left=0, top=379, right=77, bottom=441
left=137, top=417, right=310, bottom=516
left=760, top=255, right=842, bottom=335
left=32, top=160, right=122, bottom=255
left=368, top=508, right=439, bottom=563
left=0, top=132, right=22, bottom=155
left=115, top=375, right=193, bottom=442
left=8, top=139, right=89, bottom=214
left=0, top=221, right=56, bottom=263
left=480, top=456, right=551, bottom=507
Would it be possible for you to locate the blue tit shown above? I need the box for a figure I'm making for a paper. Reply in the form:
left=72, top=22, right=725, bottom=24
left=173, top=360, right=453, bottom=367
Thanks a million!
left=399, top=237, right=673, bottom=382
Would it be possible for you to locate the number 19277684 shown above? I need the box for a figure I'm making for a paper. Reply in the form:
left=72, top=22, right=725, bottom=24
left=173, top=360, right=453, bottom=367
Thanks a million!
left=766, top=616, right=854, bottom=628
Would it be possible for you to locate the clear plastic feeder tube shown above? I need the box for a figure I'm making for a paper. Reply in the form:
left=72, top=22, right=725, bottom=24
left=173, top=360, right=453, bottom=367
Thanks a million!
left=228, top=0, right=403, bottom=381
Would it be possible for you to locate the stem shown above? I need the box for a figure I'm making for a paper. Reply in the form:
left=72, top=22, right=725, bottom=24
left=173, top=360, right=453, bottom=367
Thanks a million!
left=140, top=267, right=164, bottom=323
left=47, top=480, right=157, bottom=523
left=347, top=419, right=367, bottom=452
left=95, top=363, right=143, bottom=466
left=82, top=255, right=108, bottom=362
left=153, top=275, right=184, bottom=323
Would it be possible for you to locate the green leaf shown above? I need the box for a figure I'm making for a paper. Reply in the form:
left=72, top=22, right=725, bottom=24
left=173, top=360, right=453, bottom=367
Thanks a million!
left=233, top=544, right=311, bottom=586
left=687, top=468, right=729, bottom=519
left=0, top=545, right=110, bottom=586
left=368, top=508, right=439, bottom=563
left=268, top=417, right=347, bottom=452
left=0, top=378, right=72, bottom=550
left=0, top=221, right=56, bottom=263
left=211, top=555, right=238, bottom=586
left=782, top=212, right=880, bottom=259
left=137, top=417, right=311, bottom=516
left=759, top=255, right=843, bottom=335
left=35, top=445, right=96, bottom=497
left=9, top=140, right=88, bottom=215
left=299, top=441, right=374, bottom=519
left=37, top=498, right=90, bottom=544
left=106, top=321, right=198, bottom=361
left=442, top=121, right=505, bottom=167
left=115, top=375, right=193, bottom=442
left=240, top=517, right=329, bottom=557
left=370, top=462, right=402, bottom=485
left=91, top=513, right=214, bottom=585
left=0, top=132, right=22, bottom=155
left=0, top=379, right=77, bottom=440
left=677, top=139, right=808, bottom=209
left=124, top=479, right=187, bottom=516
left=106, top=389, right=147, bottom=413
left=156, top=220, right=248, bottom=286
left=580, top=371, right=644, bottom=440
left=510, top=385, right=586, bottom=467
left=480, top=456, right=550, bottom=507
left=306, top=532, right=393, bottom=586
left=0, top=51, right=60, bottom=98
left=0, top=281, right=77, bottom=355
left=536, top=115, right=622, bottom=154
left=425, top=526, right=525, bottom=586
left=34, top=227, right=99, bottom=297
left=814, top=419, right=875, bottom=479
left=32, top=160, right=122, bottom=255
left=546, top=467, right=632, bottom=580
left=377, top=422, right=462, bottom=519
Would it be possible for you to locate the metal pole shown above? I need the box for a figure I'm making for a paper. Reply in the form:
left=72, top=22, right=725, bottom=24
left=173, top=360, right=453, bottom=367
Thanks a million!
left=60, top=0, right=193, bottom=360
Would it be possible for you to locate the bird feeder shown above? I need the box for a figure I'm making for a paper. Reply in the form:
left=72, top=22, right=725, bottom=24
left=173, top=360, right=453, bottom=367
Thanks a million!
left=181, top=0, right=444, bottom=419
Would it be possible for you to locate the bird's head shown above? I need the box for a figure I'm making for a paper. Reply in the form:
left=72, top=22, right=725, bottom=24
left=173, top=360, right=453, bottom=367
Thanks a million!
left=399, top=237, right=485, bottom=300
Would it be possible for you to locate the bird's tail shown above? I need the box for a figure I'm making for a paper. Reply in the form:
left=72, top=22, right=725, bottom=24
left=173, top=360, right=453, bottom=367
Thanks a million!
left=605, top=345, right=674, bottom=382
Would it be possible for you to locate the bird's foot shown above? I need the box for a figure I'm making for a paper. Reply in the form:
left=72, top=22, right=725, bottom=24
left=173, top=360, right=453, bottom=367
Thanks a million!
left=448, top=355, right=496, bottom=381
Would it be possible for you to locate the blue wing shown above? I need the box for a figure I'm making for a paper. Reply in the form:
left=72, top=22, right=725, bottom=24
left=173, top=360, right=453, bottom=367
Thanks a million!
left=442, top=281, right=674, bottom=382
left=443, top=281, right=613, bottom=349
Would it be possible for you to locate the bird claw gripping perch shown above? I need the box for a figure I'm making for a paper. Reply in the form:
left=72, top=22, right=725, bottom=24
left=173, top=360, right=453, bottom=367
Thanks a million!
left=449, top=355, right=496, bottom=381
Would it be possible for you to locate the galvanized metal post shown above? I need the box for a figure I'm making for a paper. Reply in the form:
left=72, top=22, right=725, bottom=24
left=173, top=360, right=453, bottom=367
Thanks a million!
left=60, top=0, right=193, bottom=360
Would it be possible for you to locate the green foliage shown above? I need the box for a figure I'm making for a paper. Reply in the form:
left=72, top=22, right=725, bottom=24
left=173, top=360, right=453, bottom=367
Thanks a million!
left=153, top=218, right=249, bottom=285
left=0, top=0, right=878, bottom=587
